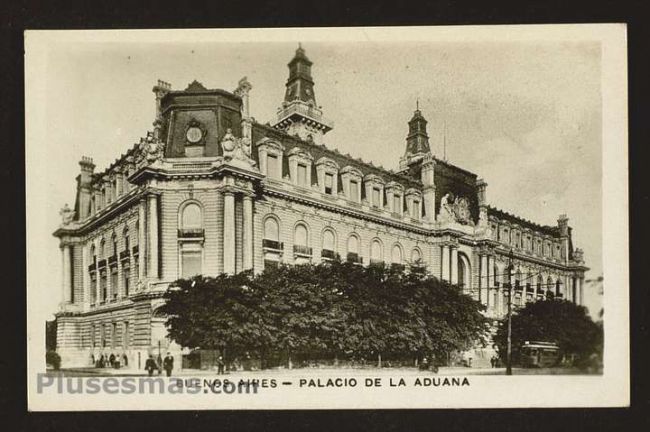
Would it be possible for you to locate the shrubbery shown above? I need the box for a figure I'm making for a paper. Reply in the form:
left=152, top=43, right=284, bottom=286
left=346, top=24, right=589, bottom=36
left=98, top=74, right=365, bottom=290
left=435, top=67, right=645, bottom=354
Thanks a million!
left=46, top=350, right=61, bottom=370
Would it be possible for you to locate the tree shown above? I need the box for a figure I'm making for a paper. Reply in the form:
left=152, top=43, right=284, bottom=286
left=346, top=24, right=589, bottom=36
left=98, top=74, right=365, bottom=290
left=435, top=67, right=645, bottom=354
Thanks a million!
left=161, top=261, right=490, bottom=368
left=493, top=299, right=603, bottom=366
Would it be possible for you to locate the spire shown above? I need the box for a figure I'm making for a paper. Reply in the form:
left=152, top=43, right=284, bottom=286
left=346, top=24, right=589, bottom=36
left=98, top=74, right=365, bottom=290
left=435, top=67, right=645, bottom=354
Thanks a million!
left=284, top=44, right=316, bottom=105
left=273, top=45, right=332, bottom=144
left=405, top=106, right=431, bottom=156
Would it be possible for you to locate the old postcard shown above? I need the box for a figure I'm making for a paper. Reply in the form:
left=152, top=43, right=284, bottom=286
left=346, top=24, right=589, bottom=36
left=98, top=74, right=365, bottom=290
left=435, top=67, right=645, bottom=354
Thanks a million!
left=25, top=25, right=628, bottom=410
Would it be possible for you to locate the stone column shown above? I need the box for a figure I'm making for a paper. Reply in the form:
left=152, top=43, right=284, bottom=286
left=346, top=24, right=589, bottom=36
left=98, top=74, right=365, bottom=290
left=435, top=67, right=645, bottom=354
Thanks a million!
left=243, top=195, right=254, bottom=271
left=148, top=194, right=159, bottom=279
left=82, top=243, right=90, bottom=310
left=578, top=277, right=584, bottom=305
left=441, top=245, right=450, bottom=282
left=479, top=254, right=488, bottom=304
left=138, top=200, right=146, bottom=280
left=450, top=246, right=458, bottom=285
left=486, top=255, right=493, bottom=308
left=61, top=244, right=71, bottom=304
left=223, top=191, right=236, bottom=274
left=95, top=243, right=100, bottom=303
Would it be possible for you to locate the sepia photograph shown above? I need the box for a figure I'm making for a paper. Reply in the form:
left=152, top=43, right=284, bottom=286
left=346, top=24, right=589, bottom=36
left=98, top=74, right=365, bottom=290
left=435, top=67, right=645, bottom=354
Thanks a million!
left=25, top=25, right=628, bottom=410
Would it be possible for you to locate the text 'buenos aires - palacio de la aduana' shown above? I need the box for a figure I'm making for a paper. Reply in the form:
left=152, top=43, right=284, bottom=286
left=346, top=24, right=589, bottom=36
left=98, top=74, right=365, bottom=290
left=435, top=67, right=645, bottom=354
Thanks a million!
left=53, top=45, right=589, bottom=368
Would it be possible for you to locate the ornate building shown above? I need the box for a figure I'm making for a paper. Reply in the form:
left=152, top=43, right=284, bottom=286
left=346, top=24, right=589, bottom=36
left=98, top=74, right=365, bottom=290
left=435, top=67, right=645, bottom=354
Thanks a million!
left=53, top=46, right=589, bottom=368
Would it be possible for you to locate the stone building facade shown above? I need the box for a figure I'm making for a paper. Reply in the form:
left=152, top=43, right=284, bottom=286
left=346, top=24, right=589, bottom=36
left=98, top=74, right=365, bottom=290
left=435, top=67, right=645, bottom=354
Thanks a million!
left=53, top=46, right=589, bottom=368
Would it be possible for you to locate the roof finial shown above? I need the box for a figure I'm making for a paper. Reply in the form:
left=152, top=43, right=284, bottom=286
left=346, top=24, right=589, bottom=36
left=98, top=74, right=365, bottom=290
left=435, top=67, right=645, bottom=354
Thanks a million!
left=416, top=97, right=419, bottom=111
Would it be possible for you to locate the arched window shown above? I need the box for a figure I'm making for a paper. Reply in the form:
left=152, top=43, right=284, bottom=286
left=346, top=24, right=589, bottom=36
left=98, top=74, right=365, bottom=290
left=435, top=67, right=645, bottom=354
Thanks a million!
left=264, top=217, right=280, bottom=241
left=90, top=244, right=96, bottom=261
left=411, top=248, right=422, bottom=263
left=181, top=203, right=202, bottom=229
left=370, top=239, right=383, bottom=263
left=391, top=244, right=403, bottom=264
left=99, top=239, right=105, bottom=258
left=123, top=227, right=130, bottom=252
left=547, top=277, right=554, bottom=295
left=293, top=223, right=311, bottom=258
left=556, top=279, right=562, bottom=297
left=262, top=216, right=282, bottom=267
left=322, top=229, right=335, bottom=251
left=347, top=235, right=359, bottom=254
left=322, top=229, right=336, bottom=259
left=346, top=234, right=361, bottom=263
left=111, top=233, right=118, bottom=256
left=537, top=275, right=543, bottom=296
left=294, top=224, right=308, bottom=247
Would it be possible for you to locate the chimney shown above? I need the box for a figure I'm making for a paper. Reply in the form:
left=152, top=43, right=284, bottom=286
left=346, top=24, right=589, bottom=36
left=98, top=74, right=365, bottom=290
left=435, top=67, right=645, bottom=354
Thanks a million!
left=152, top=80, right=172, bottom=140
left=77, top=156, right=95, bottom=219
left=476, top=178, right=488, bottom=206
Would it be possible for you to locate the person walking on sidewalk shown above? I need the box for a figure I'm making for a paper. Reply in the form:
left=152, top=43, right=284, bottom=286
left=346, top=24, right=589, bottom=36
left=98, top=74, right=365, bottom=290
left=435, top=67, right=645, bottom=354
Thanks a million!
left=145, top=355, right=158, bottom=376
left=163, top=352, right=174, bottom=377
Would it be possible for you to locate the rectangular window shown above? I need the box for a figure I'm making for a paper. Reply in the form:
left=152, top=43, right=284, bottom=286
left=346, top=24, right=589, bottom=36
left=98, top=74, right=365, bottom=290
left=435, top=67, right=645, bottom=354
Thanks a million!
left=297, top=163, right=308, bottom=186
left=324, top=173, right=334, bottom=195
left=267, top=154, right=280, bottom=179
left=111, top=323, right=117, bottom=349
left=123, top=267, right=130, bottom=297
left=100, top=272, right=107, bottom=302
left=90, top=274, right=97, bottom=303
left=91, top=325, right=96, bottom=348
left=181, top=249, right=202, bottom=278
left=372, top=188, right=381, bottom=207
left=123, top=322, right=129, bottom=349
left=349, top=180, right=359, bottom=202
left=393, top=195, right=401, bottom=213
left=110, top=269, right=118, bottom=300
left=101, top=324, right=107, bottom=347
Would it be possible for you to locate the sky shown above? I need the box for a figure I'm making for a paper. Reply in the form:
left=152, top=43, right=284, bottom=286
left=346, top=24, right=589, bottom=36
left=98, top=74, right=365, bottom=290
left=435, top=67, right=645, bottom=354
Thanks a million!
left=28, top=33, right=603, bottom=318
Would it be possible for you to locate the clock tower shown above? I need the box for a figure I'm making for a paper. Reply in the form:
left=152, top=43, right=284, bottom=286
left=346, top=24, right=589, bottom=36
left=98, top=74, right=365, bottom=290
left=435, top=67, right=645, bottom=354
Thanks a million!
left=273, top=45, right=333, bottom=144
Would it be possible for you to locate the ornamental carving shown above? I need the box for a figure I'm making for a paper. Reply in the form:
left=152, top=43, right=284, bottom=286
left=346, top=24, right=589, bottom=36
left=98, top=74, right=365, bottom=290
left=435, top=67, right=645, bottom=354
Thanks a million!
left=439, top=192, right=473, bottom=225
left=221, top=128, right=255, bottom=166
left=59, top=203, right=75, bottom=226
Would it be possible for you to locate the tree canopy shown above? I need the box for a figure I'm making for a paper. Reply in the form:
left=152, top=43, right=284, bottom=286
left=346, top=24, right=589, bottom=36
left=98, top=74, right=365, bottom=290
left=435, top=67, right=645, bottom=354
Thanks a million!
left=493, top=299, right=603, bottom=366
left=160, top=260, right=489, bottom=367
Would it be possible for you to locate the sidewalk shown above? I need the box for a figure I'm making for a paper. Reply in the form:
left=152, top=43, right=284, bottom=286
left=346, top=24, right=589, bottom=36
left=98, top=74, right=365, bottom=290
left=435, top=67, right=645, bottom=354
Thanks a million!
left=50, top=366, right=509, bottom=377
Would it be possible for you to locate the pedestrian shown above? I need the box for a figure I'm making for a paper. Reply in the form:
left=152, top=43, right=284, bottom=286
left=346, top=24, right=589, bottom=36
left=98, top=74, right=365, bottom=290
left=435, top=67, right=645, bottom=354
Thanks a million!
left=109, top=353, right=115, bottom=367
left=490, top=356, right=496, bottom=368
left=156, top=354, right=163, bottom=375
left=98, top=354, right=105, bottom=368
left=163, top=352, right=174, bottom=377
left=114, top=353, right=121, bottom=369
left=217, top=356, right=225, bottom=375
left=145, top=355, right=158, bottom=376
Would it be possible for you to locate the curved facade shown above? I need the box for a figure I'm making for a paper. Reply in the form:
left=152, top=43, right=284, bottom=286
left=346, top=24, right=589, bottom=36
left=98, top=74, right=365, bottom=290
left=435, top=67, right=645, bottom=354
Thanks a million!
left=53, top=47, right=589, bottom=368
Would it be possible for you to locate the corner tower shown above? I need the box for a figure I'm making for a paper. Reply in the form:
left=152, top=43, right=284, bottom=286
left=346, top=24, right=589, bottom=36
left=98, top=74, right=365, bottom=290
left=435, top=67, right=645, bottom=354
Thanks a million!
left=273, top=44, right=333, bottom=144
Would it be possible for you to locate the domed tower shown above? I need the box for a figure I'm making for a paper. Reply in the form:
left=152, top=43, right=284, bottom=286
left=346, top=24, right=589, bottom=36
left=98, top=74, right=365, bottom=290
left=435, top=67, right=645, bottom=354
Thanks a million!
left=273, top=44, right=333, bottom=144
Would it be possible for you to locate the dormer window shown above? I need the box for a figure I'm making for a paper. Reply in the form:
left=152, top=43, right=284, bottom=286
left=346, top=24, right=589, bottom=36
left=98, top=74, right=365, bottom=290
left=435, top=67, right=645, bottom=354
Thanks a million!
left=372, top=188, right=381, bottom=208
left=411, top=200, right=420, bottom=219
left=405, top=188, right=423, bottom=221
left=257, top=138, right=285, bottom=180
left=324, top=173, right=334, bottom=195
left=297, top=163, right=308, bottom=187
left=288, top=147, right=314, bottom=187
left=340, top=166, right=363, bottom=203
left=393, top=195, right=401, bottom=213
left=315, top=157, right=340, bottom=196
left=349, top=180, right=360, bottom=202
left=267, top=154, right=280, bottom=179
